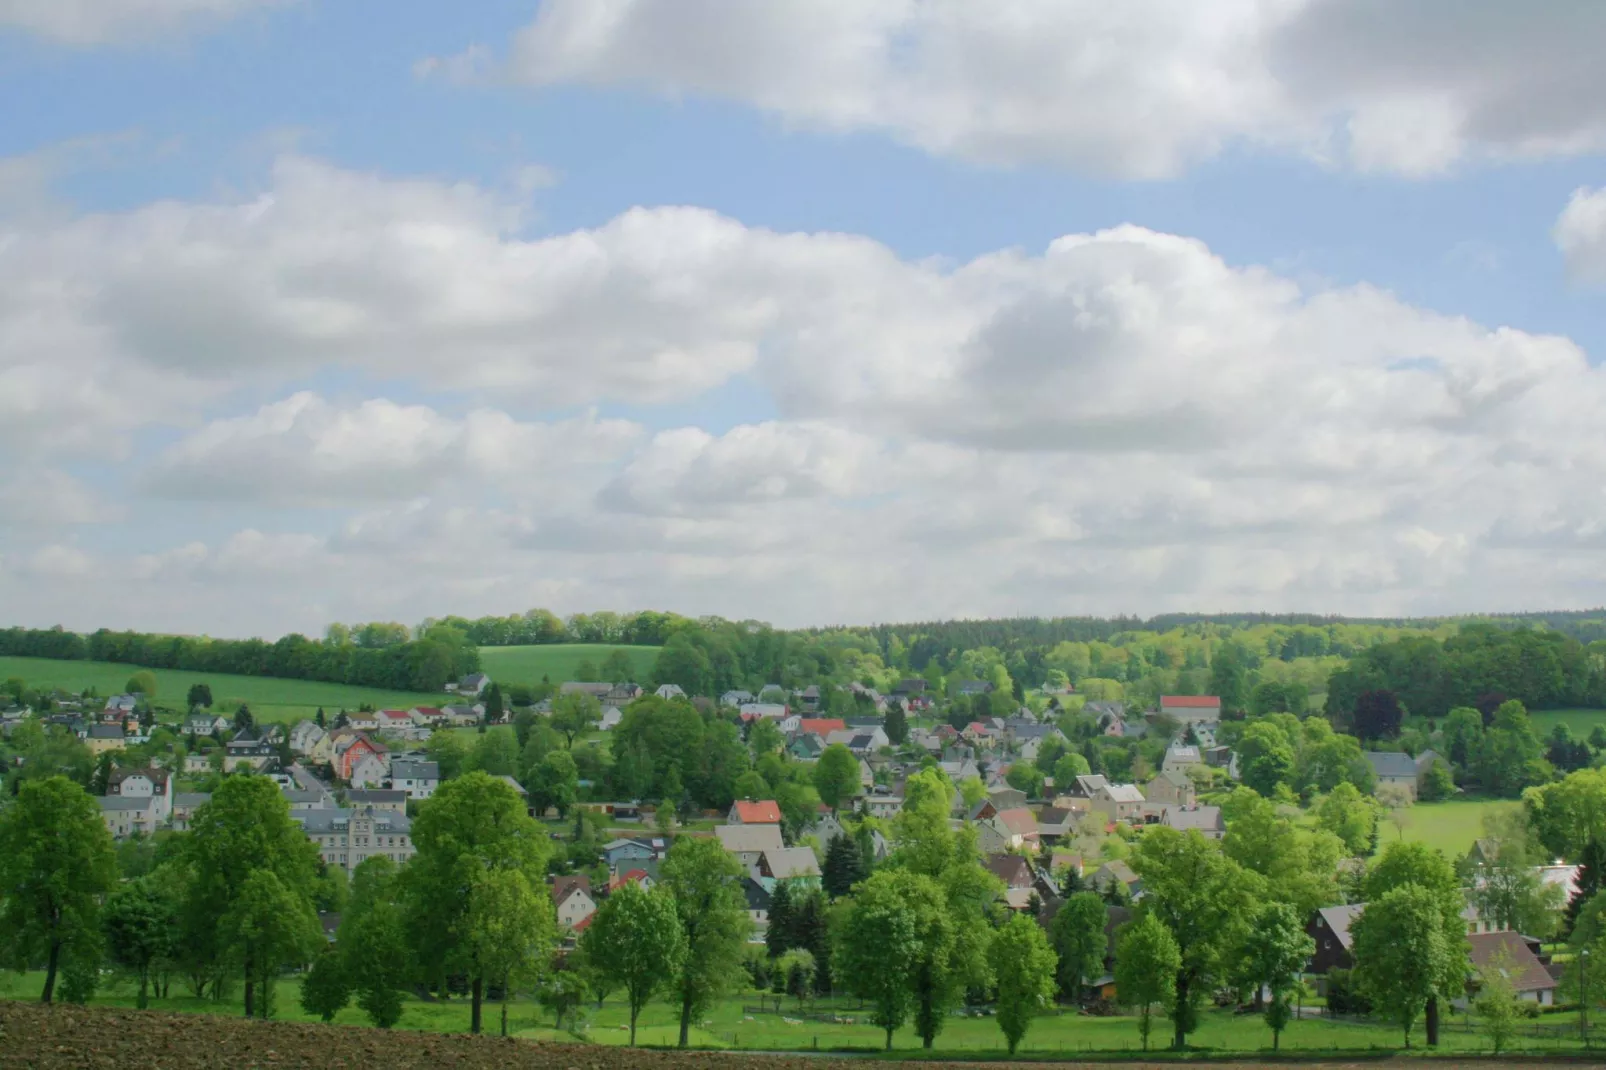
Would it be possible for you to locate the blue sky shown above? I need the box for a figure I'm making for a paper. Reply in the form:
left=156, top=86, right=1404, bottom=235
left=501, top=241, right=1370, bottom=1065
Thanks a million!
left=2, top=0, right=1605, bottom=638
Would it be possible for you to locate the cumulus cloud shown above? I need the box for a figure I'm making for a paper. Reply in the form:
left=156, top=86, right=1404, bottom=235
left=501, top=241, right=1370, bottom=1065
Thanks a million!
left=1556, top=187, right=1606, bottom=286
left=142, top=392, right=642, bottom=505
left=0, top=0, right=290, bottom=45
left=468, top=0, right=1606, bottom=176
left=7, top=156, right=1606, bottom=631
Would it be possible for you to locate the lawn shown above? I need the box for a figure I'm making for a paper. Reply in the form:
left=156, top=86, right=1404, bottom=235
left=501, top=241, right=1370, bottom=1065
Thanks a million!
left=477, top=645, right=660, bottom=687
left=1379, top=797, right=1519, bottom=859
left=0, top=656, right=441, bottom=726
left=1530, top=707, right=1606, bottom=740
left=2, top=973, right=1588, bottom=1056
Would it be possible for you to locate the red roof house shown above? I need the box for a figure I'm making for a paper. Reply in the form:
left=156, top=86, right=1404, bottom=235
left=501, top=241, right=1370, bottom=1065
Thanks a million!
left=798, top=718, right=847, bottom=738
left=729, top=799, right=783, bottom=825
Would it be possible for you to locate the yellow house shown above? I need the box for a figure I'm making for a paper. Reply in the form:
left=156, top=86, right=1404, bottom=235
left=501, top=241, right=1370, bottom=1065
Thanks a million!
left=85, top=724, right=129, bottom=756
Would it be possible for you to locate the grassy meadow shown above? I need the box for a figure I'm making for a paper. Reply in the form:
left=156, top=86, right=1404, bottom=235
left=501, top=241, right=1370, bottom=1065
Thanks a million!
left=1, top=972, right=1586, bottom=1055
left=1530, top=707, right=1606, bottom=739
left=1376, top=797, right=1520, bottom=860
left=477, top=644, right=660, bottom=687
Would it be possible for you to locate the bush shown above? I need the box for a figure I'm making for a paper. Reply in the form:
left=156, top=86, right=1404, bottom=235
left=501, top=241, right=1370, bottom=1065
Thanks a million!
left=1324, top=968, right=1371, bottom=1015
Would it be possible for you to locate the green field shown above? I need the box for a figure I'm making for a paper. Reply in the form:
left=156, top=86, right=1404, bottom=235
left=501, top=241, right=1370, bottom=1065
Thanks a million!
left=477, top=644, right=660, bottom=687
left=0, top=973, right=1584, bottom=1055
left=0, top=656, right=438, bottom=726
left=1381, top=798, right=1520, bottom=859
left=1531, top=707, right=1606, bottom=739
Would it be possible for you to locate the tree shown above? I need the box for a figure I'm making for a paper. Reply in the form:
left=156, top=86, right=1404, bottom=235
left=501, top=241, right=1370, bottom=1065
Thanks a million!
left=1351, top=884, right=1455, bottom=1048
left=1475, top=700, right=1547, bottom=798
left=186, top=683, right=213, bottom=710
left=1474, top=949, right=1523, bottom=1055
left=551, top=691, right=602, bottom=747
left=484, top=683, right=506, bottom=724
left=989, top=912, right=1057, bottom=1055
left=406, top=771, right=552, bottom=1034
left=1566, top=838, right=1606, bottom=936
left=0, top=777, right=117, bottom=1003
left=1053, top=752, right=1092, bottom=790
left=1238, top=903, right=1314, bottom=1051
left=814, top=743, right=861, bottom=813
left=733, top=770, right=770, bottom=801
left=529, top=750, right=579, bottom=818
left=1315, top=782, right=1379, bottom=855
left=89, top=752, right=115, bottom=796
left=463, top=866, right=553, bottom=1036
left=1208, top=643, right=1250, bottom=715
left=661, top=837, right=752, bottom=1046
left=1050, top=891, right=1107, bottom=1001
left=885, top=703, right=909, bottom=745
left=748, top=718, right=784, bottom=757
left=823, top=832, right=867, bottom=899
left=766, top=879, right=795, bottom=958
left=1418, top=758, right=1455, bottom=801
left=835, top=870, right=922, bottom=1050
left=469, top=727, right=519, bottom=777
left=1006, top=761, right=1045, bottom=798
left=425, top=729, right=468, bottom=781
left=1353, top=689, right=1403, bottom=741
left=1237, top=721, right=1295, bottom=797
left=339, top=857, right=411, bottom=1029
left=1115, top=912, right=1180, bottom=1052
left=103, top=879, right=177, bottom=1009
left=300, top=945, right=350, bottom=1022
left=218, top=869, right=322, bottom=1019
left=581, top=881, right=686, bottom=1046
left=778, top=948, right=816, bottom=1008
left=1363, top=840, right=1469, bottom=1045
left=1527, top=768, right=1606, bottom=860
left=1466, top=811, right=1563, bottom=936
left=1443, top=707, right=1483, bottom=770
left=126, top=670, right=158, bottom=698
left=233, top=704, right=255, bottom=734
left=1131, top=827, right=1258, bottom=1049
left=182, top=775, right=321, bottom=1014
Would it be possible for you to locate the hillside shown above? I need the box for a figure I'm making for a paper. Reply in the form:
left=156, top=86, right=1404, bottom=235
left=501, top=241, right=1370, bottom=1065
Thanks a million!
left=477, top=644, right=660, bottom=687
left=0, top=656, right=440, bottom=725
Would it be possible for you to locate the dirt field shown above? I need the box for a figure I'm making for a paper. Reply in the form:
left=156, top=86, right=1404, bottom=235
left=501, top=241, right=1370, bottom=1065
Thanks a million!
left=0, top=1002, right=1593, bottom=1069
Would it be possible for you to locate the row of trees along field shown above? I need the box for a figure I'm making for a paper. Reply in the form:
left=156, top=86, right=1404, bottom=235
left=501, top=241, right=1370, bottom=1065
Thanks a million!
left=10, top=765, right=1594, bottom=1054
left=0, top=624, right=480, bottom=693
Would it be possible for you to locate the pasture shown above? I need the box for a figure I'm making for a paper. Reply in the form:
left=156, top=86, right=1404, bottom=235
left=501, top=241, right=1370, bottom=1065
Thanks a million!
left=0, top=656, right=437, bottom=726
left=477, top=644, right=660, bottom=687
left=1380, top=797, right=1519, bottom=859
left=1530, top=707, right=1606, bottom=739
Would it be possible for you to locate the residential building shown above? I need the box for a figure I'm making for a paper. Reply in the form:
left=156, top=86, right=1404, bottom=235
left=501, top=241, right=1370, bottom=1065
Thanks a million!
left=721, top=690, right=756, bottom=708
left=1462, top=932, right=1558, bottom=1007
left=389, top=759, right=440, bottom=800
left=655, top=684, right=686, bottom=700
left=602, top=837, right=666, bottom=869
left=289, top=720, right=327, bottom=755
left=988, top=786, right=1028, bottom=811
left=743, top=878, right=772, bottom=937
left=728, top=799, right=782, bottom=825
left=715, top=823, right=785, bottom=873
left=171, top=792, right=210, bottom=831
left=85, top=724, right=129, bottom=756
left=1306, top=904, right=1364, bottom=977
left=224, top=730, right=276, bottom=772
left=99, top=796, right=159, bottom=838
left=1090, top=860, right=1143, bottom=901
left=107, top=767, right=173, bottom=823
left=454, top=673, right=490, bottom=697
left=985, top=853, right=1037, bottom=911
left=1145, top=770, right=1196, bottom=807
left=863, top=793, right=903, bottom=819
left=560, top=682, right=613, bottom=699
left=345, top=789, right=407, bottom=813
left=1036, top=806, right=1078, bottom=844
left=1364, top=751, right=1420, bottom=799
left=334, top=734, right=386, bottom=781
left=1089, top=783, right=1146, bottom=823
left=1069, top=774, right=1110, bottom=799
left=1162, top=745, right=1203, bottom=774
left=1159, top=695, right=1222, bottom=723
left=758, top=847, right=821, bottom=888
left=295, top=806, right=415, bottom=875
left=1161, top=805, right=1225, bottom=839
left=552, top=876, right=597, bottom=931
left=797, top=718, right=847, bottom=738
left=977, top=807, right=1040, bottom=854
left=349, top=752, right=389, bottom=790
left=182, top=713, right=230, bottom=737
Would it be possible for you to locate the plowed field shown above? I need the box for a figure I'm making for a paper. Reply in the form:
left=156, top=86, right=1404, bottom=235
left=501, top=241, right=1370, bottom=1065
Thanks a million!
left=0, top=1003, right=1583, bottom=1069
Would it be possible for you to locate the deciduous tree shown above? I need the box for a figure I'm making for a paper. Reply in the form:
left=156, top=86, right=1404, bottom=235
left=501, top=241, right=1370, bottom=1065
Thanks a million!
left=1115, top=912, right=1180, bottom=1052
left=1050, top=891, right=1107, bottom=1001
left=814, top=743, right=861, bottom=813
left=1237, top=903, right=1314, bottom=1051
left=989, top=912, right=1057, bottom=1054
left=581, top=881, right=686, bottom=1046
left=103, top=879, right=177, bottom=1009
left=1352, top=884, right=1455, bottom=1048
left=660, top=837, right=752, bottom=1047
left=835, top=870, right=921, bottom=1050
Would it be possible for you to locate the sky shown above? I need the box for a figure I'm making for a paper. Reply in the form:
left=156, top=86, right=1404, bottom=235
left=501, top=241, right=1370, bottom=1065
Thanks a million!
left=2, top=0, right=1606, bottom=639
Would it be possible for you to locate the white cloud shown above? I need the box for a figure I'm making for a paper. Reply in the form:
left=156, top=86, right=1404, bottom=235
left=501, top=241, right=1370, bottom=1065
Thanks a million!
left=1556, top=187, right=1606, bottom=286
left=143, top=392, right=642, bottom=505
left=472, top=0, right=1606, bottom=177
left=0, top=0, right=289, bottom=45
left=7, top=157, right=1606, bottom=631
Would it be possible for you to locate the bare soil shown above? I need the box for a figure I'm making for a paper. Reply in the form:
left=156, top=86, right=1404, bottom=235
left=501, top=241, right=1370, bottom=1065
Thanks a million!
left=0, top=1003, right=1593, bottom=1070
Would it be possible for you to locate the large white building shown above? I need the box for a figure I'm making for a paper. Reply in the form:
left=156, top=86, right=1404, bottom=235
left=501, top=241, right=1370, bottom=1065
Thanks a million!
left=294, top=806, right=416, bottom=875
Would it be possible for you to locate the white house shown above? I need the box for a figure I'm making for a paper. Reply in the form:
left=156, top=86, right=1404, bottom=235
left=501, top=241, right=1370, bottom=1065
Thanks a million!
left=389, top=759, right=440, bottom=800
left=289, top=720, right=327, bottom=756
left=107, top=766, right=174, bottom=824
left=349, top=751, right=389, bottom=790
left=655, top=684, right=686, bottom=700
left=552, top=876, right=597, bottom=931
left=99, top=796, right=159, bottom=839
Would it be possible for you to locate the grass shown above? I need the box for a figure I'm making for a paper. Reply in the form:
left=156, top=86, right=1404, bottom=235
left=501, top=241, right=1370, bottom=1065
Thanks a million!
left=3, top=973, right=1592, bottom=1056
left=1380, top=797, right=1520, bottom=859
left=0, top=656, right=438, bottom=726
left=1530, top=708, right=1606, bottom=740
left=477, top=645, right=660, bottom=688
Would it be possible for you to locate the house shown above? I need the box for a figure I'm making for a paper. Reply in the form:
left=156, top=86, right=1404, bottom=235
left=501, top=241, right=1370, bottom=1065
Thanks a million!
left=603, top=838, right=666, bottom=869
left=346, top=711, right=381, bottom=731
left=655, top=684, right=686, bottom=700
left=295, top=806, right=416, bottom=875
left=1090, top=860, right=1143, bottom=901
left=440, top=704, right=484, bottom=727
left=107, top=767, right=173, bottom=823
left=1161, top=805, right=1225, bottom=838
left=1159, top=695, right=1221, bottom=723
left=729, top=799, right=782, bottom=825
left=893, top=679, right=929, bottom=696
left=977, top=808, right=1040, bottom=854
left=715, top=824, right=786, bottom=873
left=375, top=709, right=415, bottom=734
left=171, top=792, right=210, bottom=831
left=743, top=878, right=772, bottom=936
left=455, top=673, right=490, bottom=697
left=224, top=730, right=277, bottom=772
left=335, top=734, right=385, bottom=781
left=85, top=724, right=129, bottom=756
left=605, top=683, right=642, bottom=704
left=803, top=813, right=846, bottom=844
left=182, top=713, right=230, bottom=737
left=183, top=752, right=213, bottom=774
left=1036, top=806, right=1078, bottom=843
left=1069, top=774, right=1110, bottom=798
left=289, top=720, right=327, bottom=756
left=599, top=706, right=623, bottom=731
left=349, top=752, right=389, bottom=790
left=99, top=795, right=159, bottom=838
left=552, top=876, right=597, bottom=931
left=740, top=703, right=790, bottom=722
left=560, top=682, right=613, bottom=699
left=798, top=685, right=822, bottom=711
left=283, top=787, right=333, bottom=810
left=788, top=734, right=825, bottom=761
left=389, top=759, right=440, bottom=800
left=863, top=793, right=903, bottom=819
left=346, top=788, right=407, bottom=814
left=1365, top=751, right=1420, bottom=799
left=721, top=690, right=756, bottom=708
left=759, top=847, right=821, bottom=888
left=1162, top=745, right=1202, bottom=774
left=985, top=853, right=1038, bottom=911
left=1089, top=783, right=1146, bottom=823
left=798, top=718, right=847, bottom=739
left=609, top=868, right=655, bottom=893
left=988, top=786, right=1028, bottom=811
left=1306, top=904, right=1365, bottom=977
left=1146, top=770, right=1196, bottom=807
left=1462, top=931, right=1559, bottom=1007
